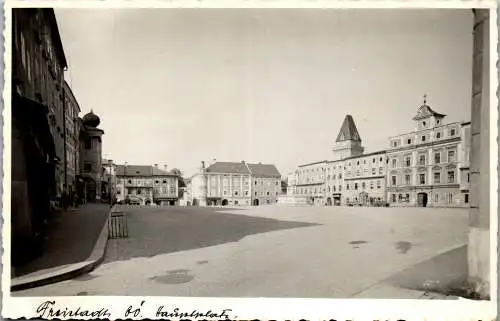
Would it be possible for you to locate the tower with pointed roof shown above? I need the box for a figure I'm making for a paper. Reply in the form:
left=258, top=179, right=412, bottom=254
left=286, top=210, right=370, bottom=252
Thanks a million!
left=332, top=115, right=364, bottom=161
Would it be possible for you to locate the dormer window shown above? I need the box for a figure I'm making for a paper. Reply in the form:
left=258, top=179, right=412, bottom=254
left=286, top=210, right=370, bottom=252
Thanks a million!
left=407, top=138, right=412, bottom=144
left=421, top=135, right=426, bottom=142
left=436, top=132, right=441, bottom=139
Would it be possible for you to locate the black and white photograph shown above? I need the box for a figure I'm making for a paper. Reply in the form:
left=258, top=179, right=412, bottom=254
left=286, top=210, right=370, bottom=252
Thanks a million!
left=3, top=1, right=497, bottom=319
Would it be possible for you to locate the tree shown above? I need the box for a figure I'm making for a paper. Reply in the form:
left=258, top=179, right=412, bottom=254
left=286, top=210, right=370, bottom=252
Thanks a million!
left=171, top=168, right=186, bottom=188
left=280, top=177, right=288, bottom=194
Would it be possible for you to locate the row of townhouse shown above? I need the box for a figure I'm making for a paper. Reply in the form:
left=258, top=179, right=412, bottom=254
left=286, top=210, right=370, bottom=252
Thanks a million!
left=286, top=97, right=471, bottom=208
left=115, top=164, right=180, bottom=206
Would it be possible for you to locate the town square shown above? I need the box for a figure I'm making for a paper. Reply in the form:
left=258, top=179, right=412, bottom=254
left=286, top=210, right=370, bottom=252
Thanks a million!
left=6, top=5, right=493, bottom=304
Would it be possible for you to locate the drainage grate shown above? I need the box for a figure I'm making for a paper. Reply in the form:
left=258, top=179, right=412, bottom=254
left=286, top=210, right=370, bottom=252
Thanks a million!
left=108, top=211, right=129, bottom=239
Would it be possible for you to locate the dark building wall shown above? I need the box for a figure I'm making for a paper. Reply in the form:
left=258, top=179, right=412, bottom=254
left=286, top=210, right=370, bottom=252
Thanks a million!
left=12, top=8, right=67, bottom=199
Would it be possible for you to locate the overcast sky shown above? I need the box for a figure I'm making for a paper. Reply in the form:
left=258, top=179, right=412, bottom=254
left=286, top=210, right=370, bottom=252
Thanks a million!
left=54, top=9, right=473, bottom=177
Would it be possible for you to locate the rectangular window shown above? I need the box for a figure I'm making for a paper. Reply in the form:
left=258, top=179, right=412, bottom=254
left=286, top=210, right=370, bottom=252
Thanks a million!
left=362, top=182, right=365, bottom=189
left=436, top=132, right=441, bottom=139
left=434, top=172, right=441, bottom=184
left=392, top=194, right=396, bottom=203
left=370, top=181, right=374, bottom=189
left=346, top=184, right=350, bottom=190
left=465, top=194, right=469, bottom=204
left=405, top=174, right=411, bottom=185
left=137, top=189, right=141, bottom=195
left=372, top=168, right=376, bottom=175
left=421, top=135, right=426, bottom=142
left=434, top=152, right=441, bottom=164
left=407, top=138, right=412, bottom=144
left=398, top=194, right=402, bottom=202
left=448, top=171, right=455, bottom=183
left=448, top=193, right=453, bottom=204
left=450, top=128, right=456, bottom=136
left=391, top=159, right=397, bottom=168
left=435, top=193, right=439, bottom=203
left=419, top=174, right=425, bottom=185
left=467, top=173, right=470, bottom=182
left=377, top=180, right=381, bottom=189
left=379, top=168, right=383, bottom=175
left=448, top=150, right=456, bottom=162
left=391, top=176, right=396, bottom=186
left=419, top=154, right=426, bottom=165
left=354, top=183, right=358, bottom=190
left=405, top=157, right=411, bottom=167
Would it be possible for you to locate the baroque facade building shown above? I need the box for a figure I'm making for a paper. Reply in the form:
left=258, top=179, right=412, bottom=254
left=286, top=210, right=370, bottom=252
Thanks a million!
left=115, top=164, right=179, bottom=206
left=385, top=98, right=471, bottom=207
left=287, top=103, right=470, bottom=208
left=187, top=161, right=281, bottom=207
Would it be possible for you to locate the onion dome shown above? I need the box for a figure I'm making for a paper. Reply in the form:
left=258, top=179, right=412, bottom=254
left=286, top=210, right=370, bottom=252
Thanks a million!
left=82, top=109, right=100, bottom=127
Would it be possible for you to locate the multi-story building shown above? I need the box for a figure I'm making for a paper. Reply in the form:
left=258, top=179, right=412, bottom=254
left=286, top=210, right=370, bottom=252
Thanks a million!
left=287, top=99, right=470, bottom=208
left=11, top=8, right=68, bottom=265
left=342, top=151, right=387, bottom=206
left=115, top=164, right=179, bottom=206
left=63, top=80, right=81, bottom=204
left=386, top=98, right=471, bottom=207
left=102, top=159, right=117, bottom=204
left=289, top=115, right=387, bottom=206
left=78, top=110, right=105, bottom=203
left=188, top=160, right=281, bottom=207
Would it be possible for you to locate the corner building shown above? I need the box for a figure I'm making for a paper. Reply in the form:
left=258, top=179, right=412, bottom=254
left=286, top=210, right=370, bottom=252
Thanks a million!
left=188, top=161, right=281, bottom=207
left=386, top=100, right=471, bottom=207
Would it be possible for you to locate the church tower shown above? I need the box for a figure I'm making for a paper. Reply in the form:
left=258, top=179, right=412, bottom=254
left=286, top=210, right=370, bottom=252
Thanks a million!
left=332, top=115, right=364, bottom=161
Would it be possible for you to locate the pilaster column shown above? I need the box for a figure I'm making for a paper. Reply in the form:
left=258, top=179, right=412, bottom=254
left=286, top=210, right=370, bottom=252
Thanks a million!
left=468, top=9, right=490, bottom=298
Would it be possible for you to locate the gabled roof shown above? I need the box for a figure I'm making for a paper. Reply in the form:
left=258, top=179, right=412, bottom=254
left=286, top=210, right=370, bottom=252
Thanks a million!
left=206, top=162, right=251, bottom=174
left=116, top=164, right=177, bottom=177
left=247, top=163, right=281, bottom=177
left=412, top=104, right=446, bottom=120
left=336, top=115, right=361, bottom=142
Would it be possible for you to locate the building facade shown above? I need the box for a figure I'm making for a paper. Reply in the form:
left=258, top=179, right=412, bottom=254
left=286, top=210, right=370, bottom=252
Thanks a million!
left=288, top=107, right=469, bottom=208
left=385, top=99, right=471, bottom=207
left=187, top=161, right=281, bottom=207
left=63, top=80, right=80, bottom=205
left=115, top=164, right=179, bottom=206
left=11, top=8, right=68, bottom=265
left=78, top=110, right=104, bottom=203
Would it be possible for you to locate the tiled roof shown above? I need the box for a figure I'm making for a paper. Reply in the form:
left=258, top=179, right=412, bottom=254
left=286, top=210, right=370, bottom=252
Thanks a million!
left=247, top=163, right=281, bottom=177
left=205, top=162, right=251, bottom=174
left=116, top=164, right=177, bottom=177
left=412, top=104, right=446, bottom=120
left=342, top=150, right=386, bottom=161
left=336, top=115, right=361, bottom=142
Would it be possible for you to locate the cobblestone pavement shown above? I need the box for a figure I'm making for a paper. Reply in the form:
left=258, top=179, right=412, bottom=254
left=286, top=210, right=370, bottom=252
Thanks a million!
left=14, top=205, right=468, bottom=298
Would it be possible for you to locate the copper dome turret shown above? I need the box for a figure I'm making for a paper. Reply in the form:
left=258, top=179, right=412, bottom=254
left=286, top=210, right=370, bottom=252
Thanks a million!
left=82, top=109, right=101, bottom=128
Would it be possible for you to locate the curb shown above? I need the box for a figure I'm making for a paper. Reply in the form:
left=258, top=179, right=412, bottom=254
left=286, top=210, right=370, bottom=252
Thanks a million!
left=10, top=205, right=116, bottom=292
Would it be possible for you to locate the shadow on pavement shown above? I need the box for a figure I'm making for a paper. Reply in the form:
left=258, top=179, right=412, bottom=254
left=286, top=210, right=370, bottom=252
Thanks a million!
left=103, top=206, right=319, bottom=264
left=385, top=244, right=468, bottom=294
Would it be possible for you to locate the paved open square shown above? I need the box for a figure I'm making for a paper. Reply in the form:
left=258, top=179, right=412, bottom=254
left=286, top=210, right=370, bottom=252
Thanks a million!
left=14, top=205, right=468, bottom=298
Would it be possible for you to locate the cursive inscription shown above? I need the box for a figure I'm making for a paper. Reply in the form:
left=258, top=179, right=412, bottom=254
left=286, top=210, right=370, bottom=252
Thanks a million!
left=36, top=300, right=111, bottom=319
left=156, top=306, right=233, bottom=319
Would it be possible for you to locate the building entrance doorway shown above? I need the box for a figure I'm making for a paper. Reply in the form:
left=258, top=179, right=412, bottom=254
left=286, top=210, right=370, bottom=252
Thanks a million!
left=253, top=199, right=259, bottom=206
left=326, top=197, right=332, bottom=206
left=417, top=192, right=428, bottom=207
left=222, top=199, right=228, bottom=206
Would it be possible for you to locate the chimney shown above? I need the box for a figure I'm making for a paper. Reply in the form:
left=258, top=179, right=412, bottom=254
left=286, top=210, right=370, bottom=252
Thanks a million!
left=201, top=161, right=205, bottom=169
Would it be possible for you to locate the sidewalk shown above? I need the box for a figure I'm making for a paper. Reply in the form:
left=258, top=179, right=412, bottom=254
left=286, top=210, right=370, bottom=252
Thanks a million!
left=11, top=203, right=112, bottom=291
left=353, top=244, right=467, bottom=300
